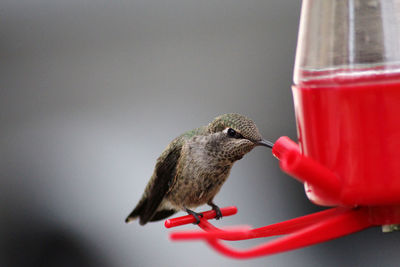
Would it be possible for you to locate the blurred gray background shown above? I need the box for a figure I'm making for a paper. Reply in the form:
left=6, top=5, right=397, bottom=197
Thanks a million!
left=1, top=0, right=400, bottom=266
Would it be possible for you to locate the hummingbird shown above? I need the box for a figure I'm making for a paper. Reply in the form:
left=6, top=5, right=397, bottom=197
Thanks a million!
left=125, top=113, right=273, bottom=225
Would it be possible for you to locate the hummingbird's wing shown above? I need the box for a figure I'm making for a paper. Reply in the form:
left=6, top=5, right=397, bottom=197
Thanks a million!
left=126, top=127, right=207, bottom=225
left=138, top=138, right=183, bottom=225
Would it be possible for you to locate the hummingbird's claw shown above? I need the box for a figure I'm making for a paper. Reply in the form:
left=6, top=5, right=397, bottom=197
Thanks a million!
left=208, top=202, right=223, bottom=220
left=214, top=207, right=223, bottom=220
left=185, top=208, right=203, bottom=224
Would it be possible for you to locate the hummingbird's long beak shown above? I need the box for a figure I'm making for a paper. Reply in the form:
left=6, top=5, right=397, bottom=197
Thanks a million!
left=255, top=139, right=274, bottom=149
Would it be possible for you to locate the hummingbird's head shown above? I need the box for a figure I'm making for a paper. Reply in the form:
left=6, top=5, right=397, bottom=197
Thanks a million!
left=207, top=113, right=273, bottom=161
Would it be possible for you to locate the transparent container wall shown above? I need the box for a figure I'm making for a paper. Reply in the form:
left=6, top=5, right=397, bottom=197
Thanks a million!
left=294, top=0, right=400, bottom=86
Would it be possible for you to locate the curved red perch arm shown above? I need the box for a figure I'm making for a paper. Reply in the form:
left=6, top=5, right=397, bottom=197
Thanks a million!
left=167, top=206, right=373, bottom=259
left=200, top=207, right=372, bottom=259
left=170, top=207, right=345, bottom=240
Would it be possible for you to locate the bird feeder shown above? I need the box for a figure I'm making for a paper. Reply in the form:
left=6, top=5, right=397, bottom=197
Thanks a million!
left=165, top=0, right=400, bottom=259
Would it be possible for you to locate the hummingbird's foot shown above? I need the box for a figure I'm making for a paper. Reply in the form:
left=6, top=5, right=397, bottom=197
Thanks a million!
left=208, top=202, right=223, bottom=220
left=185, top=208, right=203, bottom=224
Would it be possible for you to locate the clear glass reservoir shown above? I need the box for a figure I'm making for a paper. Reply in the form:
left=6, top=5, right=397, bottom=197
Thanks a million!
left=294, top=0, right=400, bottom=86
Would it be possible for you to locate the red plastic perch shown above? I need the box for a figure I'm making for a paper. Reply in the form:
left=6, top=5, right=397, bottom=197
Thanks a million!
left=167, top=206, right=373, bottom=259
left=170, top=206, right=346, bottom=241
left=165, top=206, right=238, bottom=228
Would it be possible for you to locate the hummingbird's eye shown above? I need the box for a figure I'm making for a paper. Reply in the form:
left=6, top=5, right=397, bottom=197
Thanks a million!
left=227, top=128, right=236, bottom=137
left=224, top=127, right=244, bottom=139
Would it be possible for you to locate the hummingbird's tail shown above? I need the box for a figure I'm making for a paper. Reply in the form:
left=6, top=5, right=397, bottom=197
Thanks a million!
left=125, top=198, right=177, bottom=225
left=125, top=211, right=139, bottom=224
left=125, top=198, right=146, bottom=223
